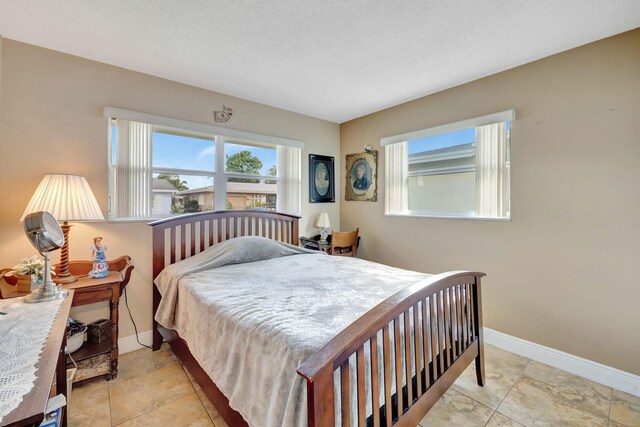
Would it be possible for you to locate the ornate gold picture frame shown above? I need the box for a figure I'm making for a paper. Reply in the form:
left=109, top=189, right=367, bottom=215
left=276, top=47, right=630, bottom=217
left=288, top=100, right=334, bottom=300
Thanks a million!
left=345, top=151, right=377, bottom=202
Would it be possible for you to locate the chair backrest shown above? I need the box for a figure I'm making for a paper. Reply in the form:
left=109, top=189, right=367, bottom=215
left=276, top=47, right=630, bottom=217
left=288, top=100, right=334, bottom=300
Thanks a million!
left=330, top=228, right=359, bottom=257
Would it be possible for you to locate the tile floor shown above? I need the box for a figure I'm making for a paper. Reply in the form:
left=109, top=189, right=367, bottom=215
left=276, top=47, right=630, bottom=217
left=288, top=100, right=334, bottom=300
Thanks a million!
left=68, top=344, right=640, bottom=427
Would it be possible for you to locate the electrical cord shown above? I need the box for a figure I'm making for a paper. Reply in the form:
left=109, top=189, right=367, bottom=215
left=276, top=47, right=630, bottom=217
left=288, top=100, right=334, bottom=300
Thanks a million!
left=124, top=287, right=152, bottom=350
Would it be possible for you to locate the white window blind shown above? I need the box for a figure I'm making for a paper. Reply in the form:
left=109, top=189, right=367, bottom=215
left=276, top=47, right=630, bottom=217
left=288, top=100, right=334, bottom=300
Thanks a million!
left=276, top=145, right=301, bottom=215
left=115, top=119, right=152, bottom=218
left=385, top=141, right=408, bottom=214
left=475, top=122, right=508, bottom=217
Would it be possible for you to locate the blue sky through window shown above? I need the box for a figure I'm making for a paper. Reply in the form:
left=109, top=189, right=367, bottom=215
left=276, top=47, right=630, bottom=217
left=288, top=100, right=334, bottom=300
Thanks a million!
left=153, top=133, right=215, bottom=171
left=408, top=128, right=475, bottom=154
left=111, top=126, right=279, bottom=191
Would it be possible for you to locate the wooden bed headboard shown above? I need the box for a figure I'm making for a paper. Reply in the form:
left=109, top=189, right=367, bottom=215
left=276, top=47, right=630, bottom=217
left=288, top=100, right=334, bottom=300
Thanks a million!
left=149, top=210, right=300, bottom=280
left=149, top=210, right=300, bottom=351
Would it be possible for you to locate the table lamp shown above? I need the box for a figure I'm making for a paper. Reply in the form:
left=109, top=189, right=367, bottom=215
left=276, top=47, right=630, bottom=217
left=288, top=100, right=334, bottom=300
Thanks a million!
left=21, top=174, right=105, bottom=284
left=315, top=213, right=331, bottom=244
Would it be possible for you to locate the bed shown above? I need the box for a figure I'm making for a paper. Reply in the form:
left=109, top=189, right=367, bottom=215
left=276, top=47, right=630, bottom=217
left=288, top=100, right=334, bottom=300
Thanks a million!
left=150, top=210, right=485, bottom=426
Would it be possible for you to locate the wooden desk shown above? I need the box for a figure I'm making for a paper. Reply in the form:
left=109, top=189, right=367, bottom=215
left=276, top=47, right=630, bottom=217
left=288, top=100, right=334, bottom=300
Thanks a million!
left=57, top=257, right=134, bottom=381
left=1, top=291, right=73, bottom=427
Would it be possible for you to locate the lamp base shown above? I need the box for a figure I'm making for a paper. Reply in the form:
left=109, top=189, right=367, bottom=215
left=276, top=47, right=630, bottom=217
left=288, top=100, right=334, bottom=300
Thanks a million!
left=55, top=274, right=78, bottom=284
left=319, top=228, right=329, bottom=244
left=24, top=284, right=68, bottom=303
left=56, top=223, right=77, bottom=284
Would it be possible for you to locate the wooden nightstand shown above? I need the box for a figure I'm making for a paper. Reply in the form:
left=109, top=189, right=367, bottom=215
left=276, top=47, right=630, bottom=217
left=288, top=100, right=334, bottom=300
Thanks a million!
left=300, top=234, right=361, bottom=255
left=55, top=256, right=134, bottom=381
left=300, top=235, right=331, bottom=253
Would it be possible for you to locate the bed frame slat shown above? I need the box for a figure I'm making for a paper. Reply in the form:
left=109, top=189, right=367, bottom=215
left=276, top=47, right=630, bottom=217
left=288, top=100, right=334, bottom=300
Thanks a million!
left=461, top=286, right=468, bottom=349
left=404, top=309, right=413, bottom=407
left=356, top=346, right=366, bottom=426
left=443, top=290, right=451, bottom=369
left=382, top=325, right=392, bottom=427
left=429, top=294, right=438, bottom=382
left=455, top=285, right=462, bottom=356
left=393, top=316, right=403, bottom=418
left=413, top=303, right=422, bottom=398
left=466, top=284, right=472, bottom=346
left=200, top=220, right=205, bottom=252
left=190, top=222, right=196, bottom=256
left=421, top=300, right=430, bottom=389
left=370, top=335, right=380, bottom=427
left=341, top=359, right=350, bottom=427
left=469, top=283, right=475, bottom=346
left=472, top=278, right=485, bottom=387
left=437, top=292, right=445, bottom=376
left=180, top=224, right=186, bottom=260
left=450, top=288, right=456, bottom=358
left=170, top=226, right=176, bottom=264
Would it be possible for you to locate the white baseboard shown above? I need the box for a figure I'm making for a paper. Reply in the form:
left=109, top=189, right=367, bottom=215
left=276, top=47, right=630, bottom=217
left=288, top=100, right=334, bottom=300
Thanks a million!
left=118, top=330, right=154, bottom=354
left=484, top=327, right=640, bottom=398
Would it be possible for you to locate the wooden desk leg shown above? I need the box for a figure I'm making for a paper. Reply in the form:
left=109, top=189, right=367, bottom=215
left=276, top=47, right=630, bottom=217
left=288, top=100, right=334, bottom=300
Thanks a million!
left=110, top=285, right=120, bottom=380
left=58, top=332, right=68, bottom=427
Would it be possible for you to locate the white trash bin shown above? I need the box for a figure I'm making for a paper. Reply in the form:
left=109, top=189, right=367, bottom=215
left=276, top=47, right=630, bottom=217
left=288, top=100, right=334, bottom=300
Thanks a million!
left=66, top=350, right=78, bottom=412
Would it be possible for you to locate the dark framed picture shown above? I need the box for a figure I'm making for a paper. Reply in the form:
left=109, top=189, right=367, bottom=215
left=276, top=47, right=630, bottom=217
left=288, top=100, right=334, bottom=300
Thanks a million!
left=309, top=154, right=335, bottom=203
left=345, top=151, right=377, bottom=202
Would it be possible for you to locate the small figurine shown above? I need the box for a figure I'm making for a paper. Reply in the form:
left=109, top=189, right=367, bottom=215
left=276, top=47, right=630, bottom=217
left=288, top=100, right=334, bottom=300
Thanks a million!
left=89, top=236, right=109, bottom=279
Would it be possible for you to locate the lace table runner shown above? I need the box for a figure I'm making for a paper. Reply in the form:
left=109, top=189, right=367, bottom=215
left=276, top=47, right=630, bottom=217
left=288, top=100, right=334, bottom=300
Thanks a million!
left=0, top=296, right=66, bottom=423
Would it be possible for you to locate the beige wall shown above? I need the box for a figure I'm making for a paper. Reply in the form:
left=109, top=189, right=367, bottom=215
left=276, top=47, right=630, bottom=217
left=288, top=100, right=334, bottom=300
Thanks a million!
left=0, top=39, right=340, bottom=337
left=340, top=30, right=640, bottom=374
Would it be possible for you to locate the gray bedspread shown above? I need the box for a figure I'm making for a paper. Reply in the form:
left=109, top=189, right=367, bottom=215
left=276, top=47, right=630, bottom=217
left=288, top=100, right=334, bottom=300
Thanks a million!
left=154, top=236, right=431, bottom=426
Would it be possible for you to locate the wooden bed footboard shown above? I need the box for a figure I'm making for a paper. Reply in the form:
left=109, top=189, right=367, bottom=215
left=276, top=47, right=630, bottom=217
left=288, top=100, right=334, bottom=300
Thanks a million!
left=297, top=271, right=485, bottom=427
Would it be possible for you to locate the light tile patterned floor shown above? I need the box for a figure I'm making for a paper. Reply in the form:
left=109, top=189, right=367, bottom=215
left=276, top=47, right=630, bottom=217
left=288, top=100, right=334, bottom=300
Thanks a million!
left=68, top=344, right=640, bottom=427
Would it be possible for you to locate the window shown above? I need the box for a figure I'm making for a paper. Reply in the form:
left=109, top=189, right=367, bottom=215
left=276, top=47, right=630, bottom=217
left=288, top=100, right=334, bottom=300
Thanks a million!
left=383, top=110, right=513, bottom=219
left=106, top=109, right=303, bottom=220
left=224, top=139, right=278, bottom=211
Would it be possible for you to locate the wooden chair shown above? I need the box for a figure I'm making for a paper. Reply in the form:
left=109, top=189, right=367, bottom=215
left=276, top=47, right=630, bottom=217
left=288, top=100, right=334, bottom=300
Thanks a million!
left=329, top=228, right=359, bottom=257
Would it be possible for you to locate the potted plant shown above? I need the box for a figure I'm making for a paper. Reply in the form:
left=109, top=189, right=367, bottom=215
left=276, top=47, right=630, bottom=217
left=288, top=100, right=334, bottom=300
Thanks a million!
left=7, top=255, right=55, bottom=294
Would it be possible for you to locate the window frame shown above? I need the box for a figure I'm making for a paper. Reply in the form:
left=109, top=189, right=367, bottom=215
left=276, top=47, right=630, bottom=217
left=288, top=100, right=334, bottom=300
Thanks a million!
left=382, top=110, right=514, bottom=221
left=105, top=108, right=303, bottom=221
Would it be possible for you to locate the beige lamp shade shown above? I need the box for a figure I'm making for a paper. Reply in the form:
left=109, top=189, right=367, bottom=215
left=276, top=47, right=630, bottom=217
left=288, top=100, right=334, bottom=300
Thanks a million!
left=21, top=174, right=104, bottom=222
left=315, top=213, right=331, bottom=228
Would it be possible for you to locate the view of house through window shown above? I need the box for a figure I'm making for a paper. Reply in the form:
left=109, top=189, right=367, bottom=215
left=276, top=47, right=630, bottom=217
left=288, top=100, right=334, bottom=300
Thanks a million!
left=224, top=139, right=277, bottom=211
left=108, top=117, right=299, bottom=219
left=151, top=130, right=215, bottom=216
left=408, top=127, right=477, bottom=214
left=384, top=110, right=512, bottom=219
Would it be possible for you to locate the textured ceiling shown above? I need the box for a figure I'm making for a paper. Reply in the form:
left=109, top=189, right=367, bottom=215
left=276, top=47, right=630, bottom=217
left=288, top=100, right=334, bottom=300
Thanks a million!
left=0, top=1, right=638, bottom=123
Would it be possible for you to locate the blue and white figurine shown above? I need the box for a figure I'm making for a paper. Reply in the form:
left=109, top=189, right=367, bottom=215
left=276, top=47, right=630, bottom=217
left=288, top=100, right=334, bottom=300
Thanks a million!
left=89, top=236, right=109, bottom=278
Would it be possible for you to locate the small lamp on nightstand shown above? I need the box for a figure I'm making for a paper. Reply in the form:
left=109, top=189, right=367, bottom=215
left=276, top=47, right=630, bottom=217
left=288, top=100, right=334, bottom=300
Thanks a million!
left=21, top=174, right=105, bottom=284
left=315, top=213, right=331, bottom=244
